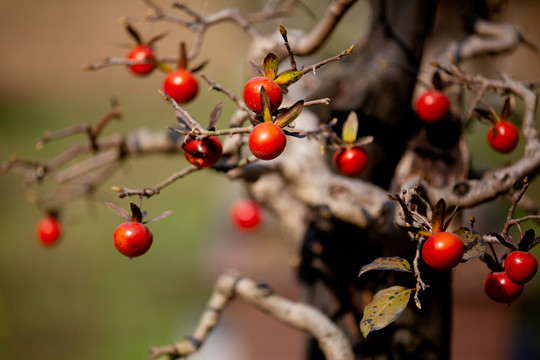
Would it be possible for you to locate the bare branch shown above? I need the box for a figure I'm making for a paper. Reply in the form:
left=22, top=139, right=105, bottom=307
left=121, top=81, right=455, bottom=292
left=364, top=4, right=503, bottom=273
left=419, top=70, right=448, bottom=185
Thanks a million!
left=147, top=270, right=354, bottom=360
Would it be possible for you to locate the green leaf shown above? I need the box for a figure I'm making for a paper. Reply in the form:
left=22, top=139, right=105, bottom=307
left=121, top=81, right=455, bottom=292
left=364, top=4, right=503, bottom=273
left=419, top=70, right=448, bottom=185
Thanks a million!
left=358, top=257, right=412, bottom=278
left=275, top=100, right=303, bottom=128
left=360, top=286, right=412, bottom=338
left=274, top=70, right=303, bottom=87
left=454, top=227, right=486, bottom=261
left=263, top=53, right=279, bottom=80
left=342, top=111, right=359, bottom=143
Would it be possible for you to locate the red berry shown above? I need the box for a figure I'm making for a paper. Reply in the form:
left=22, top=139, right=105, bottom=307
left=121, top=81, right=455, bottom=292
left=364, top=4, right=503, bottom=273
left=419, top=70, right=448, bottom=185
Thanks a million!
left=182, top=135, right=223, bottom=168
left=484, top=271, right=524, bottom=303
left=36, top=216, right=62, bottom=246
left=243, top=76, right=283, bottom=113
left=126, top=45, right=155, bottom=76
left=487, top=120, right=519, bottom=153
left=415, top=91, right=450, bottom=124
left=230, top=199, right=262, bottom=230
left=421, top=232, right=464, bottom=271
left=504, top=251, right=538, bottom=285
left=248, top=122, right=287, bottom=160
left=333, top=146, right=368, bottom=177
left=163, top=69, right=199, bottom=104
left=113, top=222, right=153, bottom=258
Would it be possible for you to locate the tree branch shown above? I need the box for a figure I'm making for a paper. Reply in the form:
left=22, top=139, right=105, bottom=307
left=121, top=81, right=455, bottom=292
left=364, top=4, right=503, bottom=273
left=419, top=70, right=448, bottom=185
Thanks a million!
left=147, top=269, right=354, bottom=360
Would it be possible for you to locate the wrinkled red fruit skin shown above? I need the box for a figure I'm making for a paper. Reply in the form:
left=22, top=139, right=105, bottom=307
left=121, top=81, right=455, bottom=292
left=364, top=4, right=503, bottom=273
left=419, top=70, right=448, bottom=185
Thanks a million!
left=182, top=136, right=223, bottom=168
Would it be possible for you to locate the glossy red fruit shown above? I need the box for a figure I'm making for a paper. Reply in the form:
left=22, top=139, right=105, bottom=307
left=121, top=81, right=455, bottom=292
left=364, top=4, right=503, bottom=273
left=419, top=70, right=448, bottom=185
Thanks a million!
left=243, top=76, right=283, bottom=113
left=126, top=45, right=155, bottom=75
left=163, top=69, right=199, bottom=104
left=248, top=122, right=287, bottom=160
left=182, top=136, right=223, bottom=168
left=415, top=91, right=450, bottom=124
left=333, top=146, right=368, bottom=177
left=484, top=271, right=524, bottom=303
left=36, top=216, right=62, bottom=246
left=113, top=222, right=153, bottom=258
left=487, top=120, right=519, bottom=153
left=504, top=251, right=538, bottom=285
left=230, top=199, right=262, bottom=230
left=421, top=232, right=464, bottom=271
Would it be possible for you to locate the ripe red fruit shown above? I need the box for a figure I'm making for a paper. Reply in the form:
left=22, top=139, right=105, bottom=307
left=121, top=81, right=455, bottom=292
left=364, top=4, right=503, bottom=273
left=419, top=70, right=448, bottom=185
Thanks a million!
left=126, top=45, right=155, bottom=76
left=484, top=271, right=524, bottom=303
left=243, top=76, right=283, bottom=113
left=163, top=69, right=199, bottom=104
left=182, top=135, right=223, bottom=168
left=248, top=122, right=287, bottom=160
left=421, top=232, right=464, bottom=271
left=333, top=146, right=368, bottom=177
left=230, top=199, right=262, bottom=230
left=487, top=120, right=519, bottom=153
left=113, top=222, right=153, bottom=258
left=415, top=91, right=450, bottom=124
left=504, top=251, right=538, bottom=285
left=36, top=216, right=62, bottom=246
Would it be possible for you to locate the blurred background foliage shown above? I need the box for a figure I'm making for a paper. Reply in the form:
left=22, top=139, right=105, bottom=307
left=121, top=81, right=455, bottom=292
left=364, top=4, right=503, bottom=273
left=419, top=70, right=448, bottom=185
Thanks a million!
left=0, top=0, right=540, bottom=359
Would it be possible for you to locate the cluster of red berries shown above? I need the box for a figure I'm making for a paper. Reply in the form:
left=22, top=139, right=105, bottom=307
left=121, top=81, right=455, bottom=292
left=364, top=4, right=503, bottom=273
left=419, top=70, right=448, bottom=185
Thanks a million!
left=416, top=89, right=519, bottom=154
left=124, top=26, right=199, bottom=105
left=484, top=250, right=537, bottom=304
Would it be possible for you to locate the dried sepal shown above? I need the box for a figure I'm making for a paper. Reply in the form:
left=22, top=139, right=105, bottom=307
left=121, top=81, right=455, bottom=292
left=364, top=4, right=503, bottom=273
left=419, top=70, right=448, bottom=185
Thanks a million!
left=474, top=107, right=498, bottom=125
left=431, top=198, right=446, bottom=234
left=432, top=71, right=443, bottom=91
left=147, top=31, right=169, bottom=46
left=488, top=232, right=517, bottom=251
left=144, top=210, right=173, bottom=224
left=518, top=229, right=537, bottom=252
left=263, top=53, right=279, bottom=80
left=130, top=202, right=144, bottom=223
left=259, top=86, right=273, bottom=122
left=178, top=42, right=188, bottom=70
left=105, top=201, right=131, bottom=221
left=275, top=100, right=304, bottom=128
left=208, top=102, right=223, bottom=130
left=501, top=96, right=513, bottom=120
left=125, top=23, right=142, bottom=45
left=190, top=59, right=209, bottom=74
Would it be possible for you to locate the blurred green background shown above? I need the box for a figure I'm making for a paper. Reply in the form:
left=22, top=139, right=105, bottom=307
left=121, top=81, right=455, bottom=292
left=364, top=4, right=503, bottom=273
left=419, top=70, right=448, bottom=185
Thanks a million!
left=1, top=1, right=540, bottom=360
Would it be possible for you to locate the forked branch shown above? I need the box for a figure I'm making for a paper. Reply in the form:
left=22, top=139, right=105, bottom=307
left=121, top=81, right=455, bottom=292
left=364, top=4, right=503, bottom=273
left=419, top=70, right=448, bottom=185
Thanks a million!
left=147, top=270, right=354, bottom=360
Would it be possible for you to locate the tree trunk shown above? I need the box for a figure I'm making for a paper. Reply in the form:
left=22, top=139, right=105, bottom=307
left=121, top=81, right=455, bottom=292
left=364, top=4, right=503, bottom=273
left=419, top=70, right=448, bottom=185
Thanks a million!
left=296, top=0, right=455, bottom=358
